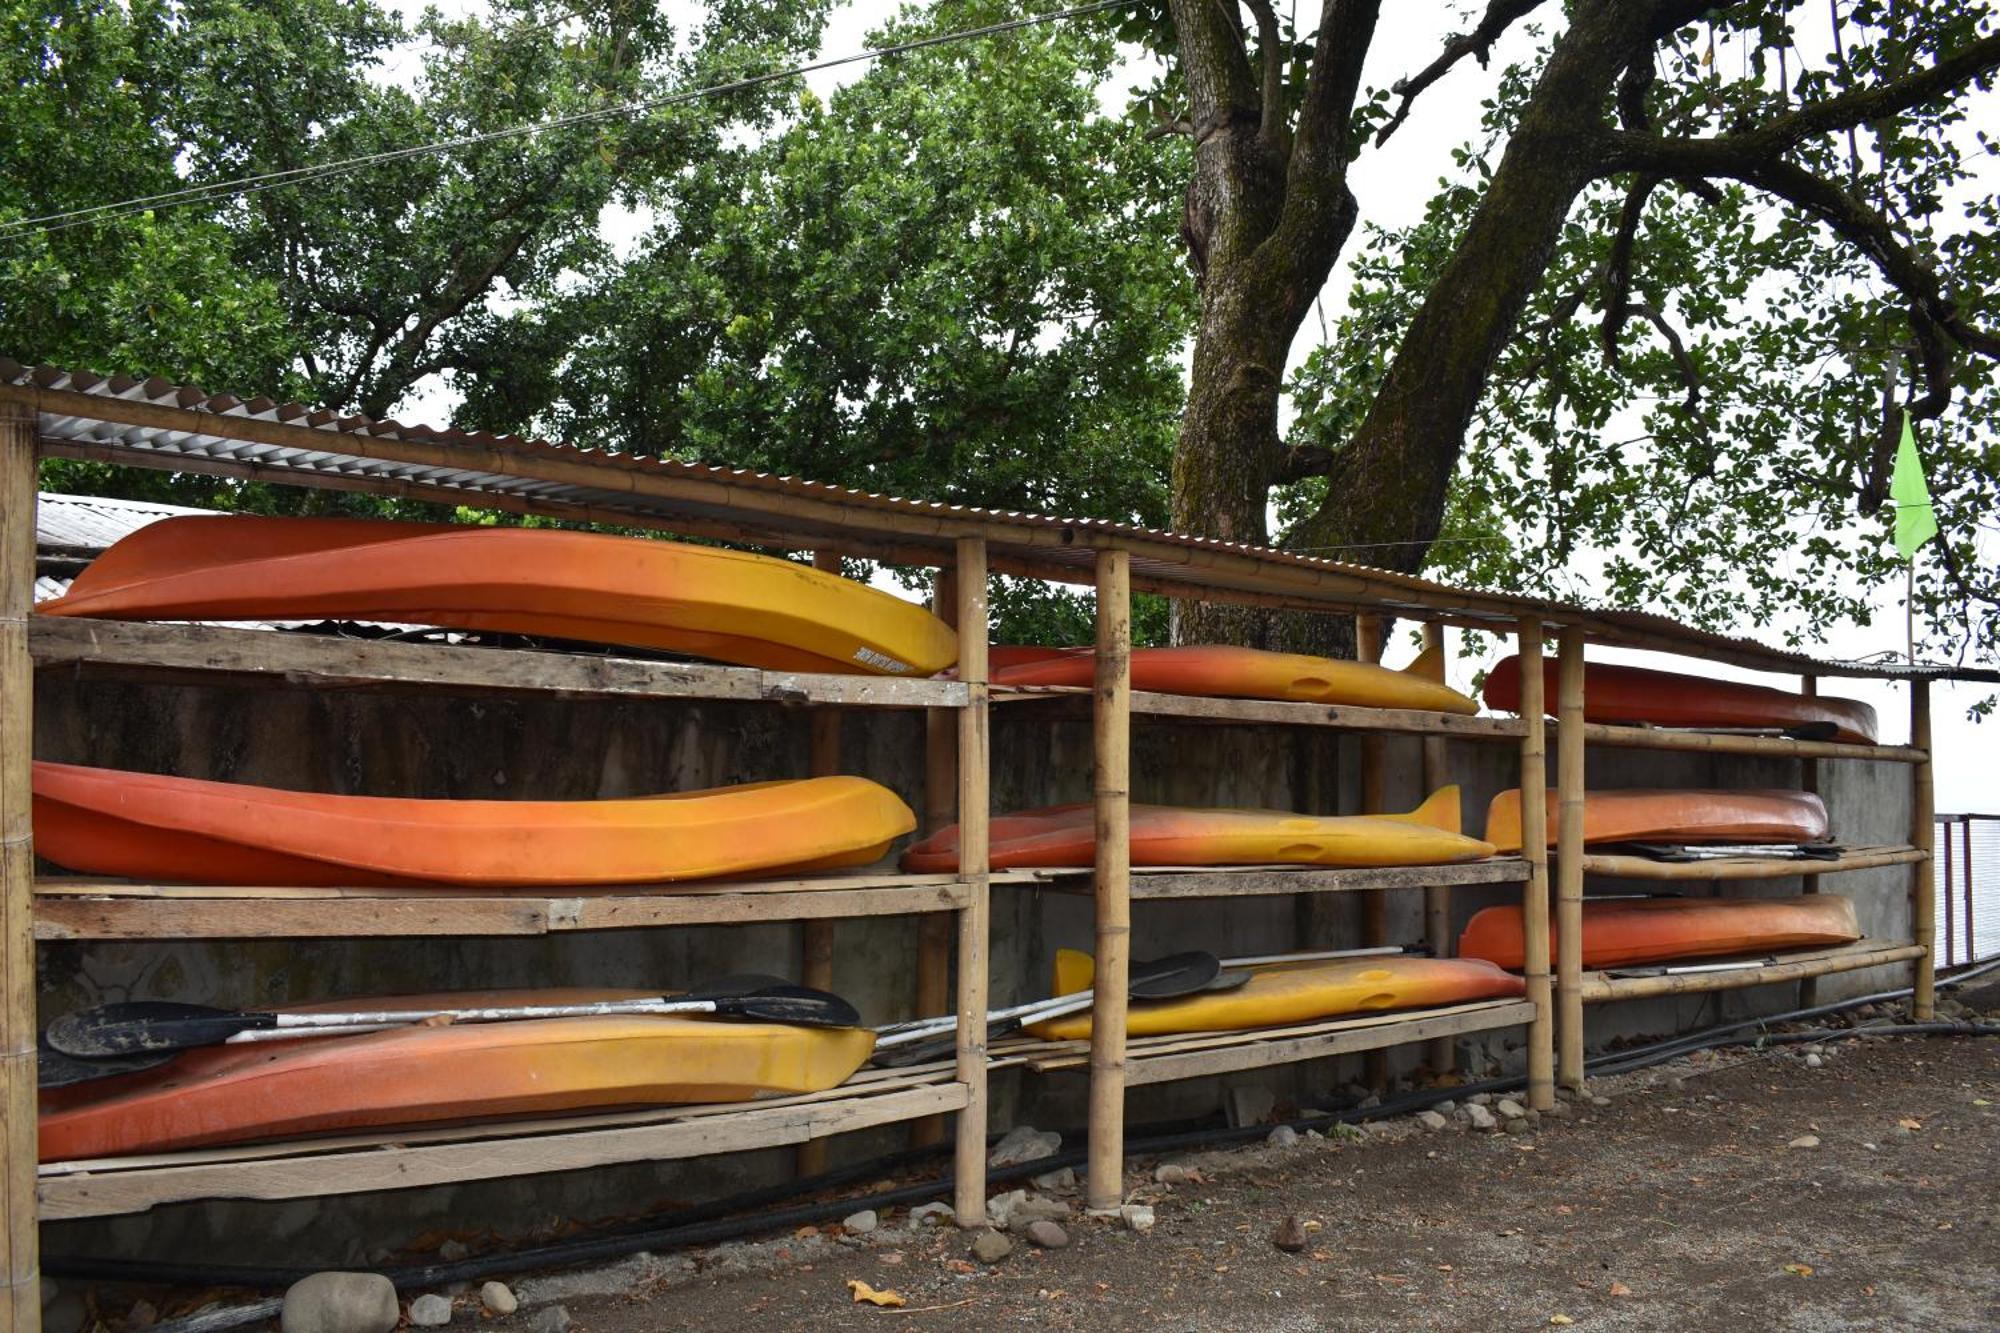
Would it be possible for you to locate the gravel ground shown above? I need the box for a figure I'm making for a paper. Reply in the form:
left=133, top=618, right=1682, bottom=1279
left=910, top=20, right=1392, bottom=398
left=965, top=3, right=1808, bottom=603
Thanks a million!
left=469, top=1003, right=1999, bottom=1332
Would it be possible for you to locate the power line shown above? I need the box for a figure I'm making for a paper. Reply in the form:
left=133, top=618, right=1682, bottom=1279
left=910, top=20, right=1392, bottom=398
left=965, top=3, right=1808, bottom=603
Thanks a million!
left=0, top=0, right=1138, bottom=244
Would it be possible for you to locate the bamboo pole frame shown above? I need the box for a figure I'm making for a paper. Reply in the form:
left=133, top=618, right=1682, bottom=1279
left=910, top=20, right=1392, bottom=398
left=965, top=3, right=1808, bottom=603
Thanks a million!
left=1797, top=675, right=1821, bottom=1007
left=1420, top=622, right=1455, bottom=1073
left=1910, top=680, right=1935, bottom=1020
left=912, top=568, right=959, bottom=1150
left=1354, top=615, right=1390, bottom=1088
left=2, top=407, right=38, bottom=1333
left=1086, top=549, right=1132, bottom=1213
left=951, top=538, right=992, bottom=1224
left=1554, top=626, right=1587, bottom=1092
left=1517, top=620, right=1555, bottom=1112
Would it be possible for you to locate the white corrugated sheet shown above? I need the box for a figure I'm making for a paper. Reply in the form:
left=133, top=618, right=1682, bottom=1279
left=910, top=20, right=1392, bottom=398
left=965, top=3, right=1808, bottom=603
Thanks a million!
left=35, top=491, right=216, bottom=551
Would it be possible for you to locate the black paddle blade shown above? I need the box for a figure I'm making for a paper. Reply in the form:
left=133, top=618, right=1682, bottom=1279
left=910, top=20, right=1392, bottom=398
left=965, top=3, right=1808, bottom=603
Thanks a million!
left=869, top=1033, right=956, bottom=1067
left=687, top=973, right=794, bottom=999
left=45, top=1001, right=271, bottom=1059
left=713, top=986, right=861, bottom=1029
left=1128, top=951, right=1221, bottom=999
left=1781, top=721, right=1840, bottom=742
left=35, top=1041, right=178, bottom=1089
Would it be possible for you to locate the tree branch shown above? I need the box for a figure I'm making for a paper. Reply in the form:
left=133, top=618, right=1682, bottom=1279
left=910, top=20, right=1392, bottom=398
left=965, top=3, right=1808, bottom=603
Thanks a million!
left=1744, top=28, right=2000, bottom=154
left=1375, top=0, right=1551, bottom=147
left=1276, top=442, right=1336, bottom=482
left=1599, top=173, right=1662, bottom=367
left=1242, top=0, right=1285, bottom=142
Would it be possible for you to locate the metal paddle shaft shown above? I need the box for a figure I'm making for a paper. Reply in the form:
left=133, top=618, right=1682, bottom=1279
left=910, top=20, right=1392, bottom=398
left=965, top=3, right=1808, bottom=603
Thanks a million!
left=47, top=984, right=860, bottom=1059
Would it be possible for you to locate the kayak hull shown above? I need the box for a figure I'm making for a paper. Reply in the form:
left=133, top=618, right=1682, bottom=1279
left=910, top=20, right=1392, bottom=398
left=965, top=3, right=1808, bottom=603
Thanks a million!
left=1458, top=893, right=1861, bottom=970
left=32, top=762, right=916, bottom=886
left=41, top=515, right=957, bottom=676
left=902, top=788, right=1494, bottom=871
left=38, top=996, right=876, bottom=1160
left=1483, top=655, right=1877, bottom=745
left=1483, top=788, right=1828, bottom=853
left=1025, top=951, right=1526, bottom=1040
left=990, top=644, right=1477, bottom=713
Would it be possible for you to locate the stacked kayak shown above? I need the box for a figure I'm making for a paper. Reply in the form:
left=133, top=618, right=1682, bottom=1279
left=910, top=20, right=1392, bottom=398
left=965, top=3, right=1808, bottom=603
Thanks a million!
left=1483, top=654, right=1877, bottom=745
left=39, top=988, right=876, bottom=1160
left=990, top=643, right=1477, bottom=713
left=40, top=515, right=957, bottom=676
left=902, top=787, right=1494, bottom=872
left=1458, top=894, right=1861, bottom=970
left=33, top=761, right=916, bottom=886
left=1023, top=949, right=1526, bottom=1040
left=1482, top=787, right=1828, bottom=853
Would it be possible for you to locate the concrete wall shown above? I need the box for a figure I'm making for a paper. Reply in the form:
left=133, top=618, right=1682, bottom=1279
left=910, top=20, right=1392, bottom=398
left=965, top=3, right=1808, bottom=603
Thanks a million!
left=31, top=671, right=1917, bottom=1260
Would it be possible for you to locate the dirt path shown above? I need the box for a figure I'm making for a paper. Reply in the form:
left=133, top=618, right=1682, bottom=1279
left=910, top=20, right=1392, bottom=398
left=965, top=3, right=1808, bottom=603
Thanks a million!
left=487, top=1030, right=1999, bottom=1332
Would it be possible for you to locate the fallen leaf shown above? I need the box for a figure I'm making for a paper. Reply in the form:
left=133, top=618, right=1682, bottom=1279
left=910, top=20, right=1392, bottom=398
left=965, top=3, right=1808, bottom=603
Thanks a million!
left=1863, top=1285, right=1877, bottom=1297
left=796, top=1225, right=822, bottom=1239
left=847, top=1279, right=906, bottom=1308
left=1555, top=1205, right=1574, bottom=1216
left=1898, top=1118, right=1923, bottom=1131
left=1609, top=1281, right=1632, bottom=1297
left=1551, top=1316, right=1575, bottom=1326
left=1784, top=1263, right=1814, bottom=1277
left=944, top=1260, right=976, bottom=1275
left=1973, top=1098, right=1991, bottom=1107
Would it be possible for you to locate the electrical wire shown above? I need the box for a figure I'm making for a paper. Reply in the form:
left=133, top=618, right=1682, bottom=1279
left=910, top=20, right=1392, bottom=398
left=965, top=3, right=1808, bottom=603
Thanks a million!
left=0, top=0, right=1139, bottom=244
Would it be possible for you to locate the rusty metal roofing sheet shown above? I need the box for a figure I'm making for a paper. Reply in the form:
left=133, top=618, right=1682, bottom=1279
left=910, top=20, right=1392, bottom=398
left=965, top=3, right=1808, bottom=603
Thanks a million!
left=3, top=358, right=1993, bottom=684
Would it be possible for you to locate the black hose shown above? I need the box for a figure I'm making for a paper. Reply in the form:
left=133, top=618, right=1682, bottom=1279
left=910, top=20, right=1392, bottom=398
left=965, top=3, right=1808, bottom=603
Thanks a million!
left=76, top=956, right=2000, bottom=1329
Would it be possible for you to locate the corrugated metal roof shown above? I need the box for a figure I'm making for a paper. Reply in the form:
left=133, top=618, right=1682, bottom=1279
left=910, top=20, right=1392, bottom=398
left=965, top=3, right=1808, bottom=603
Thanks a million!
left=3, top=358, right=1993, bottom=684
left=35, top=490, right=215, bottom=551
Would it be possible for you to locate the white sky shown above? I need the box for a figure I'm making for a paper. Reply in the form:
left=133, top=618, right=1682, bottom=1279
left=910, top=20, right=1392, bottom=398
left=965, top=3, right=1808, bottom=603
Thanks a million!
left=389, top=2, right=1993, bottom=809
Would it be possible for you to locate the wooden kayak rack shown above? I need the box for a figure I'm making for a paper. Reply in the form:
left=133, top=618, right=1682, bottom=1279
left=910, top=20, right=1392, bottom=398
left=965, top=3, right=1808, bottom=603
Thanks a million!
left=4, top=365, right=1995, bottom=1319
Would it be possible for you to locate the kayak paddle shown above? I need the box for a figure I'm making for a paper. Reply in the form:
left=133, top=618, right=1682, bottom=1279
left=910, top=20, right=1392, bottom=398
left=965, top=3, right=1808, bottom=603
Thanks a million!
left=47, top=983, right=861, bottom=1060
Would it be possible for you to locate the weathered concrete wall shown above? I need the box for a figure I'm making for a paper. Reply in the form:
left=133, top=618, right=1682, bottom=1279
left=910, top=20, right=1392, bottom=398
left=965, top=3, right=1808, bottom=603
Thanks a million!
left=31, top=673, right=1915, bottom=1261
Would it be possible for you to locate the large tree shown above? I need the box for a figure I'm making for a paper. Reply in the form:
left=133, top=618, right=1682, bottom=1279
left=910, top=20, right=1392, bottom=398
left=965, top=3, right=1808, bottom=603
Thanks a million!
left=1141, top=0, right=2000, bottom=656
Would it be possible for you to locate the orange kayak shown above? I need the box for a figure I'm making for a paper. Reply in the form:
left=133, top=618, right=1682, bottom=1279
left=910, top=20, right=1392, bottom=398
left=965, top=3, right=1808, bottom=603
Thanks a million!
left=38, top=989, right=876, bottom=1160
left=1024, top=949, right=1525, bottom=1040
left=990, top=643, right=1477, bottom=713
left=40, top=515, right=957, bottom=676
left=1483, top=655, right=1877, bottom=745
left=901, top=787, right=1494, bottom=871
left=1483, top=788, right=1828, bottom=853
left=1458, top=893, right=1860, bottom=970
left=32, top=761, right=916, bottom=887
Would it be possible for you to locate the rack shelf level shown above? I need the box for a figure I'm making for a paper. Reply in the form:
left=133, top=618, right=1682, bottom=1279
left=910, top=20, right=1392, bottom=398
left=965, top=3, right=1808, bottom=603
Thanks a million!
left=37, top=1067, right=968, bottom=1220
left=1574, top=939, right=1925, bottom=1003
left=1023, top=858, right=1531, bottom=900
left=992, top=684, right=1526, bottom=740
left=1575, top=845, right=1924, bottom=881
left=1568, top=720, right=1926, bottom=764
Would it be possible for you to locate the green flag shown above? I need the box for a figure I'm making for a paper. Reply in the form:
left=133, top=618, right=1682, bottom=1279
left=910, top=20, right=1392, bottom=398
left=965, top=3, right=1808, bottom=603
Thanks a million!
left=1890, top=411, right=1938, bottom=559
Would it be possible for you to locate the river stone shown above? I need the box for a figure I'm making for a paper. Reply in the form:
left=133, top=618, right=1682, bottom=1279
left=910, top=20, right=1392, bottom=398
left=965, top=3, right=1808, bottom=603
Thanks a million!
left=408, top=1293, right=453, bottom=1327
left=909, top=1201, right=956, bottom=1226
left=988, top=1125, right=1061, bottom=1167
left=281, top=1272, right=399, bottom=1333
left=1496, top=1098, right=1528, bottom=1121
left=843, top=1209, right=879, bottom=1235
left=1120, top=1204, right=1156, bottom=1234
left=1024, top=1220, right=1070, bottom=1249
left=1416, top=1110, right=1450, bottom=1131
left=1266, top=1125, right=1301, bottom=1148
left=479, top=1283, right=517, bottom=1316
left=1465, top=1103, right=1498, bottom=1131
left=970, top=1230, right=1013, bottom=1264
left=530, top=1305, right=572, bottom=1333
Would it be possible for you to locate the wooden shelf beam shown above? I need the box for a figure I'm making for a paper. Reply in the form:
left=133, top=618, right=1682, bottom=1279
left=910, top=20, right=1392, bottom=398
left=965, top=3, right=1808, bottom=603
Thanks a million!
left=1575, top=845, right=1925, bottom=881
left=1022, top=858, right=1530, bottom=900
left=993, top=685, right=1525, bottom=740
left=1571, top=720, right=1925, bottom=763
left=1575, top=940, right=1926, bottom=1003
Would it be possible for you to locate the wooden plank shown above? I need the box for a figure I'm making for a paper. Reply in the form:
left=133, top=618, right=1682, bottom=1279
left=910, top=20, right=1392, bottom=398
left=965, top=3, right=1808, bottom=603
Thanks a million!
left=1911, top=681, right=1935, bottom=1019
left=1027, top=859, right=1530, bottom=899
left=1574, top=719, right=1924, bottom=763
left=1096, top=689, right=1525, bottom=739
left=2, top=404, right=40, bottom=1330
left=1576, top=846, right=1926, bottom=882
left=1576, top=941, right=1926, bottom=1003
left=951, top=537, right=991, bottom=1224
left=33, top=870, right=987, bottom=899
left=1355, top=616, right=1390, bottom=1091
left=1420, top=622, right=1455, bottom=1074
left=30, top=617, right=967, bottom=710
left=797, top=555, right=843, bottom=1182
left=1516, top=619, right=1555, bottom=1113
left=1798, top=675, right=1822, bottom=1006
left=1087, top=548, right=1131, bottom=1213
left=34, top=881, right=971, bottom=940
left=1554, top=627, right=1587, bottom=1093
left=37, top=1083, right=968, bottom=1220
left=912, top=567, right=959, bottom=1154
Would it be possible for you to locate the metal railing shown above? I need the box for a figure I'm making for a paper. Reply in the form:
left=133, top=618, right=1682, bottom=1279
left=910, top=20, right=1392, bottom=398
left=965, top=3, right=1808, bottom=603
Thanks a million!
left=1935, top=813, right=2000, bottom=967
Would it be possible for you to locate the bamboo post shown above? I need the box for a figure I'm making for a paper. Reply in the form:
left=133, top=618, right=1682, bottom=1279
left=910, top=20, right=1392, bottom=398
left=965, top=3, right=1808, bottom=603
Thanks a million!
left=795, top=552, right=844, bottom=1178
left=1555, top=626, right=1587, bottom=1092
left=1420, top=622, right=1455, bottom=1073
left=1354, top=614, right=1389, bottom=1088
left=1516, top=620, right=1555, bottom=1112
left=1798, top=675, right=1822, bottom=1006
left=951, top=538, right=991, bottom=1224
left=2, top=406, right=39, bottom=1333
left=1910, top=679, right=1935, bottom=1020
left=911, top=567, right=958, bottom=1149
left=1086, top=549, right=1131, bottom=1214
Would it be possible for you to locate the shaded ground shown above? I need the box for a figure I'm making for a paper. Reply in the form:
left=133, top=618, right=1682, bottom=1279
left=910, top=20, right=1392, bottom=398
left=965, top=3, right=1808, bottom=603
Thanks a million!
left=488, top=1018, right=2000, bottom=1332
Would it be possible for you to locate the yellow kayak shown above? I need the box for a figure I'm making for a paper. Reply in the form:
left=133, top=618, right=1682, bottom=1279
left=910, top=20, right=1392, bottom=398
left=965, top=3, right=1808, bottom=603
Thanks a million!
left=1025, top=949, right=1528, bottom=1040
left=989, top=643, right=1478, bottom=713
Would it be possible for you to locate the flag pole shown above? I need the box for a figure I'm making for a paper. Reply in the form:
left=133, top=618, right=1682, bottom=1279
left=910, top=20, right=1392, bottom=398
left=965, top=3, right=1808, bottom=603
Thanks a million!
left=1907, top=561, right=1915, bottom=665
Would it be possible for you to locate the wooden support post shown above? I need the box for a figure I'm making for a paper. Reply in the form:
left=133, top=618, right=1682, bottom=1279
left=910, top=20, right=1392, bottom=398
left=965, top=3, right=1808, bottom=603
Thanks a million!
left=911, top=568, right=958, bottom=1149
left=1798, top=675, right=1822, bottom=1008
left=1910, top=679, right=1935, bottom=1021
left=2, top=406, right=39, bottom=1333
left=1420, top=622, right=1455, bottom=1074
left=1355, top=615, right=1389, bottom=1088
left=1554, top=626, right=1587, bottom=1092
left=951, top=539, right=991, bottom=1224
left=1516, top=620, right=1555, bottom=1112
left=796, top=552, right=843, bottom=1178
left=1086, top=549, right=1131, bottom=1214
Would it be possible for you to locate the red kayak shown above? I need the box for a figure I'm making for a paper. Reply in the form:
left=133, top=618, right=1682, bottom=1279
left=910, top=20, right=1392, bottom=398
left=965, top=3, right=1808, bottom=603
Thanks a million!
left=1483, top=788, right=1828, bottom=853
left=1459, top=893, right=1861, bottom=969
left=1483, top=655, right=1877, bottom=745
